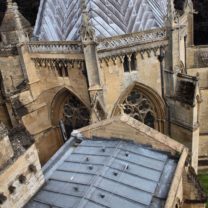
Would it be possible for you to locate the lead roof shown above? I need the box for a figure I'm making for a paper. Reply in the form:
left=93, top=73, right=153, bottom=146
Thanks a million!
left=25, top=137, right=178, bottom=208
left=34, top=0, right=167, bottom=41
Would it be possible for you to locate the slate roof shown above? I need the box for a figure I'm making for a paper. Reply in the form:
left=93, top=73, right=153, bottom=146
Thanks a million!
left=34, top=0, right=167, bottom=41
left=25, top=137, right=177, bottom=208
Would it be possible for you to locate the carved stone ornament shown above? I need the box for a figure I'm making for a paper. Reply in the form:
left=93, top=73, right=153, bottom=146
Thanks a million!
left=80, top=0, right=95, bottom=42
left=27, top=42, right=82, bottom=53
left=32, top=58, right=83, bottom=69
left=97, top=29, right=167, bottom=51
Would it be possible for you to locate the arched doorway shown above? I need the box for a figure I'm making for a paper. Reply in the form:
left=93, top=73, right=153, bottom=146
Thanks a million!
left=51, top=88, right=90, bottom=138
left=112, top=82, right=166, bottom=133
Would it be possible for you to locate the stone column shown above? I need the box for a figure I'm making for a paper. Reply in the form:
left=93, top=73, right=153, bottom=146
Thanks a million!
left=80, top=0, right=105, bottom=122
left=80, top=7, right=102, bottom=94
left=165, top=0, right=180, bottom=98
left=185, top=1, right=194, bottom=46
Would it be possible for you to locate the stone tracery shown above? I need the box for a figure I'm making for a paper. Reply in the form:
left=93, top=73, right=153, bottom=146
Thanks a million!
left=62, top=92, right=90, bottom=135
left=51, top=88, right=90, bottom=138
left=121, top=89, right=156, bottom=128
left=112, top=83, right=166, bottom=132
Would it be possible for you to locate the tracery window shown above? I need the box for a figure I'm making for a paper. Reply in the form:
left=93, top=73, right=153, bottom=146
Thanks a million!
left=121, top=89, right=156, bottom=128
left=63, top=93, right=90, bottom=136
left=131, top=52, right=137, bottom=71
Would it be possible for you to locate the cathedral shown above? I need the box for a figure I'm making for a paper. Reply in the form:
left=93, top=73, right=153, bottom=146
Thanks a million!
left=0, top=0, right=208, bottom=207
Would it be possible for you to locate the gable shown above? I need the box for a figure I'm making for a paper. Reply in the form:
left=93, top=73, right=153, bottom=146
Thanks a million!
left=78, top=115, right=185, bottom=155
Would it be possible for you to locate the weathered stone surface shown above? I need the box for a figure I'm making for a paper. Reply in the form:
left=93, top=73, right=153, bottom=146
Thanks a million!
left=0, top=0, right=207, bottom=207
left=0, top=144, right=44, bottom=208
left=0, top=123, right=13, bottom=168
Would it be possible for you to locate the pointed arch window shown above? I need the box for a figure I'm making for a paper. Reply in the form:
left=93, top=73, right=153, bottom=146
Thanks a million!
left=63, top=94, right=90, bottom=135
left=112, top=83, right=166, bottom=133
left=51, top=89, right=90, bottom=138
left=131, top=52, right=137, bottom=71
left=123, top=53, right=137, bottom=72
left=55, top=61, right=69, bottom=77
left=121, top=89, right=156, bottom=128
left=123, top=55, right=130, bottom=72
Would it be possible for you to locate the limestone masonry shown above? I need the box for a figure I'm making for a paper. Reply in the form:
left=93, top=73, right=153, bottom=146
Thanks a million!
left=0, top=0, right=208, bottom=207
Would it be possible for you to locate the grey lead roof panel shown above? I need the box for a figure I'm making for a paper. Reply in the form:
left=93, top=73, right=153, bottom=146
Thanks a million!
left=25, top=138, right=178, bottom=208
left=34, top=0, right=167, bottom=41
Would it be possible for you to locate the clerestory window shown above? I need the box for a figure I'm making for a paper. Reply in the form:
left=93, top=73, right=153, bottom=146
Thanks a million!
left=123, top=53, right=137, bottom=72
left=55, top=61, right=69, bottom=77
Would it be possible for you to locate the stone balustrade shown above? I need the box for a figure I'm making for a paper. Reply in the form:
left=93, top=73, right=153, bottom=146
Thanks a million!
left=26, top=29, right=166, bottom=54
left=27, top=41, right=82, bottom=53
left=97, top=28, right=167, bottom=51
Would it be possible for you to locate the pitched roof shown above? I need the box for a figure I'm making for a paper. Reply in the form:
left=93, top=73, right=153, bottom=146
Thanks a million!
left=25, top=138, right=178, bottom=208
left=78, top=114, right=185, bottom=154
left=34, top=0, right=167, bottom=41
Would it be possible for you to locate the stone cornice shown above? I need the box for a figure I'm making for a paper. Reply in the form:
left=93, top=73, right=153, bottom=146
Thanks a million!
left=27, top=41, right=82, bottom=54
left=31, top=58, right=84, bottom=70
left=98, top=41, right=168, bottom=66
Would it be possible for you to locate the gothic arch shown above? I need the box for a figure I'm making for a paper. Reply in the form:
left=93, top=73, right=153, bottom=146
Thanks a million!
left=51, top=88, right=90, bottom=137
left=111, top=82, right=166, bottom=133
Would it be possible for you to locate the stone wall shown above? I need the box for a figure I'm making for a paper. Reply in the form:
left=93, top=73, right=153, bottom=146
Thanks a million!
left=0, top=144, right=44, bottom=208
left=100, top=51, right=162, bottom=117
left=10, top=45, right=90, bottom=164
left=0, top=55, right=25, bottom=96
left=187, top=51, right=208, bottom=157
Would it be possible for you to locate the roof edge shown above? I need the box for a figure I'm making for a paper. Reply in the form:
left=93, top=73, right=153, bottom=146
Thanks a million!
left=165, top=147, right=189, bottom=208
left=78, top=114, right=186, bottom=154
left=42, top=135, right=77, bottom=180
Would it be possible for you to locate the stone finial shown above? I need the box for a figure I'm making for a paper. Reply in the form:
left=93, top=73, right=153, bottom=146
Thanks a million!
left=80, top=0, right=95, bottom=42
left=1, top=0, right=30, bottom=45
left=166, top=0, right=176, bottom=26
left=0, top=122, right=8, bottom=139
left=81, top=0, right=87, bottom=11
left=7, top=0, right=13, bottom=8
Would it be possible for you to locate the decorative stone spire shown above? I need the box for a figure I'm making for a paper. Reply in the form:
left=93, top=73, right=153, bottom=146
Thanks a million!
left=80, top=0, right=95, bottom=42
left=7, top=0, right=13, bottom=8
left=0, top=0, right=31, bottom=45
left=166, top=0, right=175, bottom=27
